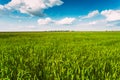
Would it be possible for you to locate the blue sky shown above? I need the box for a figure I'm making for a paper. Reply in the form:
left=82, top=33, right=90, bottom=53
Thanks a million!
left=0, top=0, right=120, bottom=31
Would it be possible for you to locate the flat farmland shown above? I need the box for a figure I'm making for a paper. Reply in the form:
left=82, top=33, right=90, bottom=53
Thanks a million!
left=0, top=32, right=120, bottom=80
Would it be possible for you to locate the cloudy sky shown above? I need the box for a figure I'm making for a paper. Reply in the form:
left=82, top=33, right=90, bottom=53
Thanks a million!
left=0, top=0, right=120, bottom=31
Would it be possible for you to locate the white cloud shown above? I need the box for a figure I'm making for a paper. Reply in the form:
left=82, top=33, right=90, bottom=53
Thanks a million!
left=38, top=17, right=54, bottom=25
left=0, top=5, right=4, bottom=10
left=1, top=0, right=63, bottom=16
left=78, top=9, right=120, bottom=30
left=82, top=10, right=99, bottom=19
left=88, top=21, right=97, bottom=25
left=47, top=0, right=64, bottom=7
left=101, top=10, right=120, bottom=21
left=56, top=17, right=76, bottom=25
left=1, top=8, right=120, bottom=31
left=38, top=17, right=76, bottom=25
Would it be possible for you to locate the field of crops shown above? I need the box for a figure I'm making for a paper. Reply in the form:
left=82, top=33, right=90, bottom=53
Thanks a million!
left=0, top=31, right=120, bottom=80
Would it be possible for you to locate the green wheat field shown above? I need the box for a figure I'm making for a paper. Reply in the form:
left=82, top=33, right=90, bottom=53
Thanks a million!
left=0, top=31, right=120, bottom=80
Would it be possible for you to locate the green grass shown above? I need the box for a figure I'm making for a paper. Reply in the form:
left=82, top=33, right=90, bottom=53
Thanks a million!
left=0, top=31, right=120, bottom=80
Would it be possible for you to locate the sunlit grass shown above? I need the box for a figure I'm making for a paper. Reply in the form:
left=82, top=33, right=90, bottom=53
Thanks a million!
left=0, top=31, right=120, bottom=80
